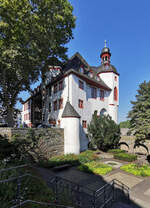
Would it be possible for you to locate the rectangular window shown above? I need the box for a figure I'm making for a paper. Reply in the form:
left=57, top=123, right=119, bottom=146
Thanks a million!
left=53, top=100, right=57, bottom=111
left=54, top=84, right=57, bottom=94
left=79, top=80, right=84, bottom=90
left=59, top=98, right=63, bottom=109
left=28, top=101, right=30, bottom=110
left=78, top=99, right=83, bottom=108
left=91, top=87, right=97, bottom=98
left=24, top=102, right=29, bottom=111
left=82, top=120, right=87, bottom=128
left=24, top=113, right=30, bottom=120
left=100, top=90, right=104, bottom=101
left=59, top=80, right=63, bottom=91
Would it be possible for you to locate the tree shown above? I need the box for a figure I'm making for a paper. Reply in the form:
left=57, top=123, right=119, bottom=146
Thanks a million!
left=128, top=81, right=150, bottom=143
left=0, top=0, right=75, bottom=126
left=119, top=120, right=131, bottom=128
left=88, top=113, right=121, bottom=151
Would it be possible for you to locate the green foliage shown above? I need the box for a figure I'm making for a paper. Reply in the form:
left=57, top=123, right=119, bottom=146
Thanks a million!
left=38, top=150, right=99, bottom=168
left=0, top=129, right=43, bottom=165
left=88, top=114, right=121, bottom=151
left=114, top=152, right=137, bottom=162
left=78, top=161, right=112, bottom=175
left=121, top=163, right=150, bottom=177
left=128, top=81, right=150, bottom=142
left=119, top=120, right=131, bottom=128
left=39, top=154, right=79, bottom=168
left=108, top=149, right=126, bottom=154
left=0, top=164, right=72, bottom=208
left=0, top=0, right=75, bottom=126
left=0, top=135, right=15, bottom=160
left=78, top=150, right=99, bottom=163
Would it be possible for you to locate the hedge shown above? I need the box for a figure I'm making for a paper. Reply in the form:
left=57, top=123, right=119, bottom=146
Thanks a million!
left=108, top=149, right=126, bottom=154
left=114, top=152, right=137, bottom=162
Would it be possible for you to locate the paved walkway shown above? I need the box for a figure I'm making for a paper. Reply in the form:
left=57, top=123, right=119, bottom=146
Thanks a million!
left=35, top=156, right=150, bottom=208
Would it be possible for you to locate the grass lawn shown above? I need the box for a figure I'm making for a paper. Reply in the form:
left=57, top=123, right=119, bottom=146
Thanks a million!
left=78, top=161, right=112, bottom=176
left=120, top=163, right=150, bottom=177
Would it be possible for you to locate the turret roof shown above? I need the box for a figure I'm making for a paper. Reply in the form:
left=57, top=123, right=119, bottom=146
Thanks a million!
left=62, top=101, right=80, bottom=118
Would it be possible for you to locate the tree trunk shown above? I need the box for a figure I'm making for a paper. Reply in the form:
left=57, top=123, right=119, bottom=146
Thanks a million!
left=5, top=108, right=15, bottom=127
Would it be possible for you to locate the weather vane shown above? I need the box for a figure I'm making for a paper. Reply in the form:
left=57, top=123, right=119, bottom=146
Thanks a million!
left=104, top=40, right=107, bottom=48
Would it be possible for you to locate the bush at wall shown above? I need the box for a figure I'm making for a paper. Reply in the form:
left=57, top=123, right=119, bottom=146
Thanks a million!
left=114, top=152, right=137, bottom=162
left=88, top=113, right=121, bottom=152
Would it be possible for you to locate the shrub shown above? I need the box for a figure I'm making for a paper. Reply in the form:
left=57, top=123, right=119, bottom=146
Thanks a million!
left=108, top=149, right=126, bottom=154
left=88, top=114, right=120, bottom=152
left=114, top=152, right=137, bottom=162
left=39, top=154, right=79, bottom=168
left=78, top=161, right=112, bottom=175
left=120, top=163, right=150, bottom=177
left=78, top=150, right=99, bottom=163
left=39, top=150, right=99, bottom=168
left=0, top=135, right=15, bottom=161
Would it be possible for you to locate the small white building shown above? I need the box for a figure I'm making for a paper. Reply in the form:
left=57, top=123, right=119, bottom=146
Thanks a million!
left=22, top=43, right=119, bottom=152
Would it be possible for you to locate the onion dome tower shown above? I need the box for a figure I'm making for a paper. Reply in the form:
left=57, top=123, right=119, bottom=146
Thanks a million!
left=100, top=40, right=111, bottom=66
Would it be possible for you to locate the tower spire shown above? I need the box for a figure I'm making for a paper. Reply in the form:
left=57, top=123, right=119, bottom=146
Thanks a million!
left=100, top=41, right=111, bottom=66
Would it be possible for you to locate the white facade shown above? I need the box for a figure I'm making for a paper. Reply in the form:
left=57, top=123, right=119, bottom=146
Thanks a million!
left=22, top=100, right=32, bottom=127
left=22, top=49, right=119, bottom=153
left=46, top=72, right=119, bottom=127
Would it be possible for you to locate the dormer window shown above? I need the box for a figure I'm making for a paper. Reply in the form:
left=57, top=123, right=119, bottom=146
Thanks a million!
left=89, top=71, right=93, bottom=78
left=79, top=66, right=84, bottom=73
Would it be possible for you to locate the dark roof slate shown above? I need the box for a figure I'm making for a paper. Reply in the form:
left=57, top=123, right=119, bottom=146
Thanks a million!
left=91, top=64, right=118, bottom=74
left=62, top=101, right=80, bottom=118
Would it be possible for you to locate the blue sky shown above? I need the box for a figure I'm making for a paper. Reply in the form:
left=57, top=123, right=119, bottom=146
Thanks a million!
left=66, top=0, right=150, bottom=122
left=19, top=0, right=150, bottom=123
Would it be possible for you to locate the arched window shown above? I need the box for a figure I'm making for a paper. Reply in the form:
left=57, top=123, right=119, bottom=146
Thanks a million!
left=114, top=87, right=118, bottom=101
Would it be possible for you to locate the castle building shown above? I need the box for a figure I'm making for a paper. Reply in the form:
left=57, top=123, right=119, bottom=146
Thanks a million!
left=22, top=42, right=119, bottom=151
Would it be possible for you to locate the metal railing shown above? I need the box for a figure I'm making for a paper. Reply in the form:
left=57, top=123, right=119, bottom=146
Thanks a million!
left=0, top=164, right=130, bottom=208
left=0, top=164, right=73, bottom=208
left=49, top=176, right=130, bottom=208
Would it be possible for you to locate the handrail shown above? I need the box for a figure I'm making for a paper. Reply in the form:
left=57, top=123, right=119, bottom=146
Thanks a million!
left=0, top=173, right=41, bottom=183
left=95, top=180, right=113, bottom=194
left=10, top=200, right=74, bottom=208
left=113, top=179, right=130, bottom=190
left=49, top=175, right=94, bottom=194
left=0, top=165, right=130, bottom=208
left=0, top=164, right=28, bottom=173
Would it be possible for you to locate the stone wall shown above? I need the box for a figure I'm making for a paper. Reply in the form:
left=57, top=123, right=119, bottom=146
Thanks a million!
left=0, top=128, right=64, bottom=158
left=120, top=136, right=150, bottom=155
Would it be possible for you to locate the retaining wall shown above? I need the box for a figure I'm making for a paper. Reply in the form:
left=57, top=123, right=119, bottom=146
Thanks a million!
left=0, top=128, right=64, bottom=158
